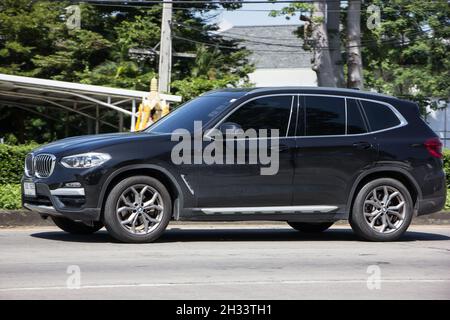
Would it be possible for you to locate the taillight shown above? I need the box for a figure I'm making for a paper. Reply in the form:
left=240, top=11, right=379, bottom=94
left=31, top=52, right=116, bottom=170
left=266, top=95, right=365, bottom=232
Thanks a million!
left=424, top=137, right=443, bottom=158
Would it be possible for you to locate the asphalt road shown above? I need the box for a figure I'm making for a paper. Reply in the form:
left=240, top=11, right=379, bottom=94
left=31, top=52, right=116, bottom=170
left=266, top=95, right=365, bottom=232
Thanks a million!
left=0, top=223, right=449, bottom=300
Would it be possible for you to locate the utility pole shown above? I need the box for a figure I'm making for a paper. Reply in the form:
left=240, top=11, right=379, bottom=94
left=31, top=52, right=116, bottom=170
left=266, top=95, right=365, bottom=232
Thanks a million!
left=158, top=0, right=172, bottom=93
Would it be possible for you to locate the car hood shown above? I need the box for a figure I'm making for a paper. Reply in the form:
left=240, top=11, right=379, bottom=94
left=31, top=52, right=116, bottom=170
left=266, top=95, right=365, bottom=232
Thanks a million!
left=32, top=132, right=169, bottom=156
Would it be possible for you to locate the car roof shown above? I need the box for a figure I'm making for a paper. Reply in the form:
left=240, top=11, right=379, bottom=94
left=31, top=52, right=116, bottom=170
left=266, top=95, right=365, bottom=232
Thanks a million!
left=204, top=87, right=402, bottom=103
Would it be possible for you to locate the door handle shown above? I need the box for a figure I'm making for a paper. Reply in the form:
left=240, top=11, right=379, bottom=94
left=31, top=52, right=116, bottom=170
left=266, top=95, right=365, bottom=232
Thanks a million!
left=353, top=141, right=372, bottom=150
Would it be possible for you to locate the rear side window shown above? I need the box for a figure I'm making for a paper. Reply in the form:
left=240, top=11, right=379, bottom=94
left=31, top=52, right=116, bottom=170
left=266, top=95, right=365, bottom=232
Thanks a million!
left=360, top=100, right=400, bottom=131
left=305, top=96, right=345, bottom=136
left=347, top=99, right=367, bottom=134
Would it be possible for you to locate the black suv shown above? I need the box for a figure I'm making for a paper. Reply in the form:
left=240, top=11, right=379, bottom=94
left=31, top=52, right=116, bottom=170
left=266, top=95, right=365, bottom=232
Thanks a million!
left=22, top=87, right=446, bottom=242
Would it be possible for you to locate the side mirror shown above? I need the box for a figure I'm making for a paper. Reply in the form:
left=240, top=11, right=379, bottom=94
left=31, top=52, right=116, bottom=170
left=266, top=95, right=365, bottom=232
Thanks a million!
left=218, top=122, right=243, bottom=137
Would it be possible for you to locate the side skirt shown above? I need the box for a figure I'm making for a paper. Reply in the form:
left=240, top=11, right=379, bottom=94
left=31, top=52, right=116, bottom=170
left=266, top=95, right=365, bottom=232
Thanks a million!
left=177, top=205, right=348, bottom=222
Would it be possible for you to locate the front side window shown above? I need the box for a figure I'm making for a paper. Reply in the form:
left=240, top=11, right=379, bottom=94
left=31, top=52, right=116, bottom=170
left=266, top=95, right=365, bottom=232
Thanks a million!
left=360, top=100, right=401, bottom=131
left=304, top=96, right=346, bottom=136
left=224, top=95, right=293, bottom=136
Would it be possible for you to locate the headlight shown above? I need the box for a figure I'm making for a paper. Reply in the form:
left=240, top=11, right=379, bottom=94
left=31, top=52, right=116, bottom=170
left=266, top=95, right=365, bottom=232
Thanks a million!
left=60, top=152, right=111, bottom=169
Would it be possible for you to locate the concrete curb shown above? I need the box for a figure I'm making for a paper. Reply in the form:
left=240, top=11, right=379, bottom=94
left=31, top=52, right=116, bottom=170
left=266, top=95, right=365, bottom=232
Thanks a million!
left=0, top=210, right=449, bottom=227
left=0, top=210, right=53, bottom=227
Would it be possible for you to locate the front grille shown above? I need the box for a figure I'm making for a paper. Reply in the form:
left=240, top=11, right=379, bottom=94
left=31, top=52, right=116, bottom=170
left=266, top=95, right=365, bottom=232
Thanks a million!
left=34, top=154, right=56, bottom=178
left=24, top=153, right=34, bottom=177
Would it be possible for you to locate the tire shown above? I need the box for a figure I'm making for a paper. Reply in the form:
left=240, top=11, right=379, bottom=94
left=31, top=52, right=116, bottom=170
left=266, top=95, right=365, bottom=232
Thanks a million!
left=103, top=175, right=172, bottom=243
left=350, top=178, right=413, bottom=242
left=51, top=216, right=103, bottom=234
left=287, top=222, right=334, bottom=233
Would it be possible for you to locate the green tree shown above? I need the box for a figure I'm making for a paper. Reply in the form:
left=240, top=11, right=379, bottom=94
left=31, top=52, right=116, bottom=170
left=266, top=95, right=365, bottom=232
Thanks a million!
left=0, top=1, right=252, bottom=142
left=361, top=0, right=450, bottom=109
left=0, top=1, right=111, bottom=79
left=271, top=0, right=449, bottom=110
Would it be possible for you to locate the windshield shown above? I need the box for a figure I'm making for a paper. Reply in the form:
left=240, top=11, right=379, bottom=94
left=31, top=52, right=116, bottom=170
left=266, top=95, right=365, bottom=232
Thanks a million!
left=146, top=96, right=234, bottom=134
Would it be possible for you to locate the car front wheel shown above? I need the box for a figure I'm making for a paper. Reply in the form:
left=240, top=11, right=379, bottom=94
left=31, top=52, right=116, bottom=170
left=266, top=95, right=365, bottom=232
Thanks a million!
left=350, top=178, right=413, bottom=241
left=103, top=175, right=172, bottom=243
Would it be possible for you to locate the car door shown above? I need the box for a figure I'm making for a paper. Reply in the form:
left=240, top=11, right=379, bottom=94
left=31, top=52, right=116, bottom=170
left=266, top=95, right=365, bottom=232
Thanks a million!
left=292, top=95, right=378, bottom=211
left=195, top=94, right=297, bottom=208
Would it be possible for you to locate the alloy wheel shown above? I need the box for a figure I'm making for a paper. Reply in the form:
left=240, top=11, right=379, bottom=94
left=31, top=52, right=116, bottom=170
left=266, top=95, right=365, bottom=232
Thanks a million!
left=363, top=185, right=406, bottom=234
left=116, top=184, right=164, bottom=235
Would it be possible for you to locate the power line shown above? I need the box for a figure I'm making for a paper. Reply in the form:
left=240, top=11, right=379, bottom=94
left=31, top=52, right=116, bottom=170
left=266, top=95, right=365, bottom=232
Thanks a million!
left=76, top=0, right=438, bottom=51
left=173, top=35, right=312, bottom=52
left=80, top=1, right=446, bottom=13
left=174, top=21, right=433, bottom=50
left=79, top=2, right=436, bottom=13
left=172, top=6, right=445, bottom=13
left=223, top=27, right=432, bottom=47
left=174, top=21, right=305, bottom=48
left=174, top=32, right=431, bottom=54
left=84, top=2, right=360, bottom=12
left=76, top=1, right=346, bottom=5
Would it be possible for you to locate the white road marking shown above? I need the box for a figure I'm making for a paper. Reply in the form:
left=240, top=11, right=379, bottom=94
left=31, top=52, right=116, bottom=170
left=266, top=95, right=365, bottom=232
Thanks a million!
left=1, top=279, right=449, bottom=292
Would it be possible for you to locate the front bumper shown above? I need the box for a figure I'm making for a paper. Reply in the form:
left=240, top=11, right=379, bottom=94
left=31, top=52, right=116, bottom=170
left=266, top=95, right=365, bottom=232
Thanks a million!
left=22, top=181, right=101, bottom=221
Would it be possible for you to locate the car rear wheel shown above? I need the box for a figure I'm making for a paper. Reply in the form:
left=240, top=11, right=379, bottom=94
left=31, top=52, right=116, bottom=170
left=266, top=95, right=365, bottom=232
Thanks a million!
left=103, top=175, right=172, bottom=243
left=287, top=222, right=334, bottom=233
left=350, top=178, right=413, bottom=241
left=51, top=216, right=103, bottom=234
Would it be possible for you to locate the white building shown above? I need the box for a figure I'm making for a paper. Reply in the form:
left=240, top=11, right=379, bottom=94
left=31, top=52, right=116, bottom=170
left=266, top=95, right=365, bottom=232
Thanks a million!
left=221, top=25, right=317, bottom=87
left=425, top=104, right=450, bottom=148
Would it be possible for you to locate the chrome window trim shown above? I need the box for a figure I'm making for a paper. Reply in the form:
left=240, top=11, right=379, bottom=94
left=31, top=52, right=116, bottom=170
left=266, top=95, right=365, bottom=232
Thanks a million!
left=295, top=94, right=300, bottom=136
left=285, top=95, right=295, bottom=137
left=298, top=94, right=407, bottom=138
left=345, top=97, right=348, bottom=135
left=205, top=93, right=408, bottom=140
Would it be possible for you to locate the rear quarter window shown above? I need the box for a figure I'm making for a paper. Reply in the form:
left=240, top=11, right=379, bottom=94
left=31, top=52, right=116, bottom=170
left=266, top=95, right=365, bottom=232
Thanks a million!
left=360, top=100, right=400, bottom=131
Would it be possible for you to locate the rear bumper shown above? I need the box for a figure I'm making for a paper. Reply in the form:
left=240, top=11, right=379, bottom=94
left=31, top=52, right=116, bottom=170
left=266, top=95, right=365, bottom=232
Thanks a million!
left=416, top=194, right=446, bottom=216
left=415, top=166, right=446, bottom=216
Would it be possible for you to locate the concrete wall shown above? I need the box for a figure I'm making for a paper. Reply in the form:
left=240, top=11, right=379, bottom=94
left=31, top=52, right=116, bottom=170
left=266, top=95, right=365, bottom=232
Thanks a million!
left=248, top=68, right=317, bottom=87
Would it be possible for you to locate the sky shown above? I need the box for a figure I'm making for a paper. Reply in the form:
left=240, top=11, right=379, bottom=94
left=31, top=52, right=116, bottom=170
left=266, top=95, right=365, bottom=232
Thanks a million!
left=208, top=2, right=303, bottom=29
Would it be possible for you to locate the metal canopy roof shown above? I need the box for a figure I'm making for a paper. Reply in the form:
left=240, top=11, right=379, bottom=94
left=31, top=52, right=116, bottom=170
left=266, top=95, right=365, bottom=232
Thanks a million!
left=0, top=73, right=182, bottom=132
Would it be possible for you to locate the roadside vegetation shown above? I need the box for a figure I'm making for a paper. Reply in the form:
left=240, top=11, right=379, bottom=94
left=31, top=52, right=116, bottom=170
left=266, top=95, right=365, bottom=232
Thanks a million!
left=0, top=143, right=36, bottom=210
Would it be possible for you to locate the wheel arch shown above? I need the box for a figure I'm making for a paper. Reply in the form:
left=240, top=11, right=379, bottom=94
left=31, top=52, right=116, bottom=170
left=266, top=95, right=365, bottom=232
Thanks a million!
left=98, top=164, right=184, bottom=220
left=347, top=167, right=421, bottom=218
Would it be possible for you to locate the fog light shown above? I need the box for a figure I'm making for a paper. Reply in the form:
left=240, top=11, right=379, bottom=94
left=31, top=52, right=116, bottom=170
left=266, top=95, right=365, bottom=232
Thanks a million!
left=65, top=182, right=82, bottom=188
